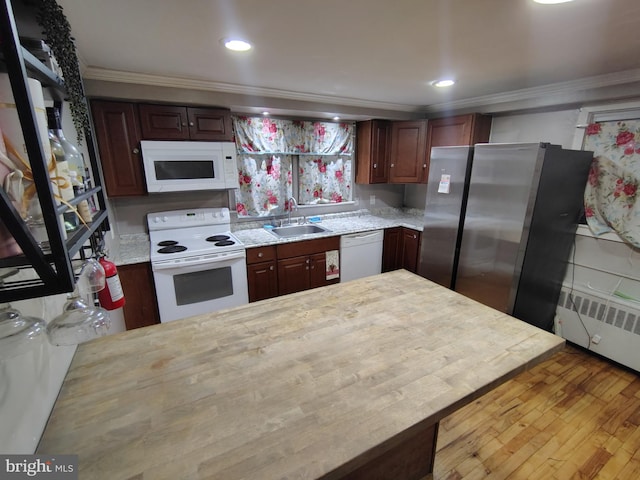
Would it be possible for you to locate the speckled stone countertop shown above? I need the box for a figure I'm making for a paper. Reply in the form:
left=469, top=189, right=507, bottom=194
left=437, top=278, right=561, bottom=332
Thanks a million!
left=111, top=209, right=424, bottom=266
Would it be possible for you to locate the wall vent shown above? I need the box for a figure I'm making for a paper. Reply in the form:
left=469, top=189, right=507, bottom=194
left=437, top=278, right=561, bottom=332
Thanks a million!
left=558, top=287, right=640, bottom=335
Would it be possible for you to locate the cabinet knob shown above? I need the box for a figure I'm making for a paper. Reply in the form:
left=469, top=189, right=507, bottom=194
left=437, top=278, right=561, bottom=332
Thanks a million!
left=423, top=164, right=427, bottom=168
left=258, top=252, right=263, bottom=258
left=132, top=148, right=140, bottom=154
left=181, top=122, right=187, bottom=126
left=189, top=122, right=194, bottom=127
left=305, top=266, right=309, bottom=270
left=390, top=163, right=395, bottom=168
left=306, top=259, right=310, bottom=264
left=373, top=163, right=377, bottom=168
left=269, top=265, right=274, bottom=271
left=413, top=234, right=417, bottom=239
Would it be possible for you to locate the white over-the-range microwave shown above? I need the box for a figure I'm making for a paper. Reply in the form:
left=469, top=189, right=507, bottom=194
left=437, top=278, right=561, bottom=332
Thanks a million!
left=141, top=140, right=239, bottom=192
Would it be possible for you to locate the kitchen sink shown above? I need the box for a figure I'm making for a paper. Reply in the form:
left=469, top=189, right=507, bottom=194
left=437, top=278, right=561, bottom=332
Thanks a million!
left=270, top=224, right=331, bottom=238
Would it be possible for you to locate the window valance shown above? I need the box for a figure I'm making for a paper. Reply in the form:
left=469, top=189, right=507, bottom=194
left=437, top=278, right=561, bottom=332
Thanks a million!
left=233, top=116, right=354, bottom=156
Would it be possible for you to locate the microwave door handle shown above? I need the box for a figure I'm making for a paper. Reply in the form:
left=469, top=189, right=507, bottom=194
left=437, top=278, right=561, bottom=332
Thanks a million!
left=152, top=251, right=246, bottom=271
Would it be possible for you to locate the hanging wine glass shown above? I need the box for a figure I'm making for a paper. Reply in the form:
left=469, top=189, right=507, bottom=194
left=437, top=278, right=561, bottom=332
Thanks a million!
left=76, top=257, right=105, bottom=304
left=0, top=269, right=46, bottom=360
left=46, top=288, right=111, bottom=346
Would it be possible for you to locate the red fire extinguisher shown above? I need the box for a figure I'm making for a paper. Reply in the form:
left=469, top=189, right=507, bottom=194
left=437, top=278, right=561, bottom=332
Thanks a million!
left=98, top=255, right=126, bottom=310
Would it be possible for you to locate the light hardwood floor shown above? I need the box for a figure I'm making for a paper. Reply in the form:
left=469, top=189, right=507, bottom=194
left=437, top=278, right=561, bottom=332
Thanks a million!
left=433, top=344, right=640, bottom=479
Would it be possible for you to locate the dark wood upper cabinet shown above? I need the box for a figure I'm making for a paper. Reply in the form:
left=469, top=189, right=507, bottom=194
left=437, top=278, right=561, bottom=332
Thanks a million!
left=356, top=120, right=390, bottom=184
left=425, top=113, right=492, bottom=169
left=138, top=104, right=189, bottom=139
left=186, top=107, right=233, bottom=141
left=139, top=104, right=233, bottom=141
left=90, top=100, right=146, bottom=197
left=389, top=120, right=428, bottom=183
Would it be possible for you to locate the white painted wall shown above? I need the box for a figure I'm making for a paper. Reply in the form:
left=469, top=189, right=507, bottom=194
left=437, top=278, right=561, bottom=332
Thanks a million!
left=489, top=109, right=580, bottom=147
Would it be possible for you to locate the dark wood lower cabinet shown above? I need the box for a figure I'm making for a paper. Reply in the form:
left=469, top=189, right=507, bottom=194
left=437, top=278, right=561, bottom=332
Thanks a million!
left=382, top=227, right=422, bottom=274
left=247, top=246, right=278, bottom=302
left=383, top=227, right=402, bottom=272
left=277, top=236, right=340, bottom=296
left=277, top=256, right=311, bottom=295
left=117, top=262, right=161, bottom=330
left=401, top=228, right=421, bottom=273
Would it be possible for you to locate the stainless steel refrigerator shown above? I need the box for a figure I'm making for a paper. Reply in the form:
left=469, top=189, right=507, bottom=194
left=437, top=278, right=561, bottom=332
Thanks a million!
left=418, top=143, right=593, bottom=331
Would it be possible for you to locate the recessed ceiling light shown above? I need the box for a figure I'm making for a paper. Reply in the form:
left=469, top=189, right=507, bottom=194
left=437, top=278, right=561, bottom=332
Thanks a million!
left=224, top=39, right=252, bottom=52
left=262, top=111, right=270, bottom=116
left=532, top=0, right=573, bottom=4
left=332, top=116, right=340, bottom=121
left=431, top=79, right=455, bottom=88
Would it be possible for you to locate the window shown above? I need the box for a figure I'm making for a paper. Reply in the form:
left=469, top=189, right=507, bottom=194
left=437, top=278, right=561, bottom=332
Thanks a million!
left=573, top=102, right=640, bottom=247
left=233, top=117, right=354, bottom=217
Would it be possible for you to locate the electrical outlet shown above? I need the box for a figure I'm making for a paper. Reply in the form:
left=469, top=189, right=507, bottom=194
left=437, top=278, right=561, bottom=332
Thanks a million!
left=370, top=195, right=376, bottom=205
left=591, top=334, right=602, bottom=345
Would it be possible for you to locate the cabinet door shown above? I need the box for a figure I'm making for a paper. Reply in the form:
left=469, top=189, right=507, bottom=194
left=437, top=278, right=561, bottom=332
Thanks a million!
left=186, top=107, right=233, bottom=141
left=138, top=104, right=189, bottom=140
left=425, top=114, right=492, bottom=174
left=382, top=227, right=402, bottom=272
left=118, top=263, right=161, bottom=330
left=356, top=120, right=390, bottom=184
left=247, top=260, right=278, bottom=302
left=389, top=120, right=427, bottom=183
left=308, top=252, right=340, bottom=289
left=278, top=256, right=311, bottom=295
left=401, top=228, right=421, bottom=274
left=91, top=100, right=146, bottom=196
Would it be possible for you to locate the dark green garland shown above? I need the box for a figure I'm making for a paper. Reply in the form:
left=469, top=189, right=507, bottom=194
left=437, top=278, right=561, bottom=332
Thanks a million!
left=34, top=0, right=89, bottom=145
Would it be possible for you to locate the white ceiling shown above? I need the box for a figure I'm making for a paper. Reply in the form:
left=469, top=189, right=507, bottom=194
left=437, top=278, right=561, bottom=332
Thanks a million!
left=57, top=0, right=640, bottom=116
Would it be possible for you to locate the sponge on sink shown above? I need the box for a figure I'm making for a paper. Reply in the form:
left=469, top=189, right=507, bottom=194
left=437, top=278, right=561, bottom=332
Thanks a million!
left=308, top=216, right=322, bottom=223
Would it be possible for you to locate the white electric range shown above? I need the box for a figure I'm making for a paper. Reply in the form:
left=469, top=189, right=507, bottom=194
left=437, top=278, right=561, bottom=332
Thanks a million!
left=147, top=207, right=248, bottom=322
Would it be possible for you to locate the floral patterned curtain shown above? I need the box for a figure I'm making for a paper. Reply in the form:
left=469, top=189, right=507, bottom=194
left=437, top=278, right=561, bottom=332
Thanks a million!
left=583, top=119, right=640, bottom=247
left=235, top=155, right=292, bottom=217
left=233, top=116, right=354, bottom=155
left=233, top=116, right=354, bottom=216
left=299, top=156, right=352, bottom=204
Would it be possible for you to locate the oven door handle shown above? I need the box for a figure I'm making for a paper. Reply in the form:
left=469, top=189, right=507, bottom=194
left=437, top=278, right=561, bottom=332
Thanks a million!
left=152, top=250, right=246, bottom=271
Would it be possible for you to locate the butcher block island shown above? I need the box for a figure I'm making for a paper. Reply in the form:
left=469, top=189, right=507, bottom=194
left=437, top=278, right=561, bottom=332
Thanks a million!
left=37, top=270, right=564, bottom=479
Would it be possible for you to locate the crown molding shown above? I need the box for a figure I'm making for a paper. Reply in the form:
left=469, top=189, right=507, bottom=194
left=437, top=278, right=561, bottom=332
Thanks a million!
left=421, top=68, right=640, bottom=114
left=81, top=67, right=419, bottom=113
left=82, top=66, right=640, bottom=117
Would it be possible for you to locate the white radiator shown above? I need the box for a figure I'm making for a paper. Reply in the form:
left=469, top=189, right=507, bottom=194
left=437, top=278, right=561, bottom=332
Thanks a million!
left=556, top=285, right=640, bottom=372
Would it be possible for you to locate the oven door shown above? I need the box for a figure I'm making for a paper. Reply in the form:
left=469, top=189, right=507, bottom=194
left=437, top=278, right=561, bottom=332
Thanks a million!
left=151, top=250, right=248, bottom=322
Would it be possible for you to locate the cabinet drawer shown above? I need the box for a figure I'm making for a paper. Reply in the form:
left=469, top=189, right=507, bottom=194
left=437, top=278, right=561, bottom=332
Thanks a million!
left=276, top=236, right=340, bottom=259
left=246, top=245, right=277, bottom=264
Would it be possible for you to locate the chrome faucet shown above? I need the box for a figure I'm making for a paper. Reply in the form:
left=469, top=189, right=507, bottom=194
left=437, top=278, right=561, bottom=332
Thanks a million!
left=287, top=196, right=298, bottom=225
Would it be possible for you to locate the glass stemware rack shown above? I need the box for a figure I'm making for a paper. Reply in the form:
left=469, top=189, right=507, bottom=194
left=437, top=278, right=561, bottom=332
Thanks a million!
left=0, top=0, right=109, bottom=302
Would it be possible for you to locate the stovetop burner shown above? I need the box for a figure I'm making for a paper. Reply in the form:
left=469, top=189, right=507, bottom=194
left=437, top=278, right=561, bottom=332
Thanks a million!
left=158, top=245, right=188, bottom=254
left=214, top=240, right=235, bottom=247
left=206, top=235, right=230, bottom=242
left=158, top=240, right=179, bottom=247
left=148, top=208, right=245, bottom=263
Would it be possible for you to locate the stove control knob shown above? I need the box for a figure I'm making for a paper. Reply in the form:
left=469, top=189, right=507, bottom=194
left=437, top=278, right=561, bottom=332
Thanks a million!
left=163, top=216, right=168, bottom=223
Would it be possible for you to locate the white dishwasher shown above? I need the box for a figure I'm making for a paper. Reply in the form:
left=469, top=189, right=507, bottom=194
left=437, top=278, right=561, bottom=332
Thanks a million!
left=340, top=230, right=384, bottom=283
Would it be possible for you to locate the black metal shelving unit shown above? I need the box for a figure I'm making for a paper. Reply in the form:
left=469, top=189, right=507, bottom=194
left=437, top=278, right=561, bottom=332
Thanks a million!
left=0, top=0, right=109, bottom=302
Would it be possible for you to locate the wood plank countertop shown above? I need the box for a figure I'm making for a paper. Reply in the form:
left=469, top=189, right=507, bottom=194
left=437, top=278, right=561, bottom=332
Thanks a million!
left=37, top=270, right=565, bottom=479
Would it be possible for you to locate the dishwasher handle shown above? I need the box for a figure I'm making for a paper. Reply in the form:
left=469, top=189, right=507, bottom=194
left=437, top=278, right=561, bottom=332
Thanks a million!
left=341, top=230, right=383, bottom=247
